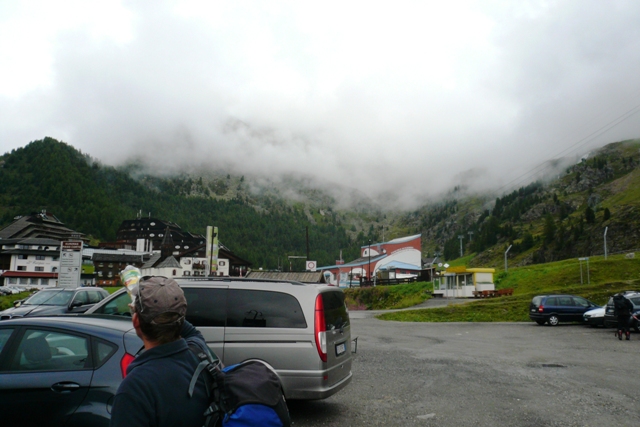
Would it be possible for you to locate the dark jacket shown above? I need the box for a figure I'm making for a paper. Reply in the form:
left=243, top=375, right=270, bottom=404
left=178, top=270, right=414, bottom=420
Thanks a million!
left=613, top=294, right=634, bottom=316
left=109, top=321, right=210, bottom=427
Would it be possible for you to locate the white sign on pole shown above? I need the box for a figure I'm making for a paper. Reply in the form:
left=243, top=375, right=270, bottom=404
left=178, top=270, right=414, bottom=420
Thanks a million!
left=58, top=240, right=83, bottom=288
left=306, top=261, right=317, bottom=271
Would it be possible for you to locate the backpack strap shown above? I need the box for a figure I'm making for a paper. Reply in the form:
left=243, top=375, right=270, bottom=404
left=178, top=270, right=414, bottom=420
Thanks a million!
left=187, top=343, right=229, bottom=427
left=188, top=359, right=212, bottom=397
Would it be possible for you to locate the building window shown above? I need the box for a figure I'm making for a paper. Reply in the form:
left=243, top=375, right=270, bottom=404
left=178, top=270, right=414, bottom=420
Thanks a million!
left=18, top=254, right=28, bottom=260
left=108, top=271, right=113, bottom=278
left=35, top=267, right=44, bottom=272
left=17, top=266, right=26, bottom=271
left=98, top=271, right=103, bottom=277
left=19, top=278, right=28, bottom=284
left=36, top=255, right=45, bottom=261
left=52, top=267, right=57, bottom=273
left=8, top=278, right=17, bottom=285
left=52, top=256, right=59, bottom=261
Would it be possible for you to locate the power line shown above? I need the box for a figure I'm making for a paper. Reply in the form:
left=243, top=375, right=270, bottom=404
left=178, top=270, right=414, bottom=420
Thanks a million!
left=495, top=101, right=640, bottom=196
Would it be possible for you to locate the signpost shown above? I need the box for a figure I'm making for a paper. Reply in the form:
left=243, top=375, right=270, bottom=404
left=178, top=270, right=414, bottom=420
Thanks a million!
left=578, top=257, right=590, bottom=285
left=206, top=226, right=219, bottom=276
left=59, top=240, right=83, bottom=288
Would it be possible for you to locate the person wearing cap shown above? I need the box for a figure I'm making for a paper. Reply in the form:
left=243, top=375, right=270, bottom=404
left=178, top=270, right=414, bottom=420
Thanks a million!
left=110, top=276, right=212, bottom=427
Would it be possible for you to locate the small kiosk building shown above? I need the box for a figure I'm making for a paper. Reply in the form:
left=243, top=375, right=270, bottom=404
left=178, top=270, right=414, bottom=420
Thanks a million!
left=433, top=266, right=496, bottom=298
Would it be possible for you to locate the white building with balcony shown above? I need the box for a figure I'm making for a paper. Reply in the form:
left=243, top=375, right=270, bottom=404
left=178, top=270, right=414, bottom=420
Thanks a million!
left=1, top=238, right=61, bottom=288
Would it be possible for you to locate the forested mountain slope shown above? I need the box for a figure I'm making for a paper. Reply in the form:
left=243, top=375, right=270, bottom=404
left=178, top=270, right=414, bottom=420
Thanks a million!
left=0, top=138, right=363, bottom=268
left=402, top=139, right=640, bottom=267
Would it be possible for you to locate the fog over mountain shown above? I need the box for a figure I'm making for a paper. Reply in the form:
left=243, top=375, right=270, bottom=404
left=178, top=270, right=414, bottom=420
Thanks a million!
left=2, top=1, right=640, bottom=208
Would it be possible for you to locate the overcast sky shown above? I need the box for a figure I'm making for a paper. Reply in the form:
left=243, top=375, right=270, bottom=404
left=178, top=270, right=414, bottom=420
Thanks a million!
left=2, top=1, right=640, bottom=207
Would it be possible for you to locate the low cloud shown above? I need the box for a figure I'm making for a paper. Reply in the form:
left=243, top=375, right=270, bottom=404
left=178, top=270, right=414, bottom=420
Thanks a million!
left=2, top=1, right=640, bottom=209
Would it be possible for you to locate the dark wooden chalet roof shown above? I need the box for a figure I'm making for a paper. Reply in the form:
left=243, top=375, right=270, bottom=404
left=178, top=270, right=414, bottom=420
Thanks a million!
left=0, top=213, right=85, bottom=241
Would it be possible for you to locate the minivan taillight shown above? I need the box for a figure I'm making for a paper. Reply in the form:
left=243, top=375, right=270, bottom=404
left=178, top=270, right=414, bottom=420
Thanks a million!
left=538, top=305, right=544, bottom=313
left=120, top=353, right=135, bottom=378
left=314, top=295, right=327, bottom=363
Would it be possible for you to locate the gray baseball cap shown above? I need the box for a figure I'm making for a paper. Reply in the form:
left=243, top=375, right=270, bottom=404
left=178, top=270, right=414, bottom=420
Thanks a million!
left=136, top=276, right=187, bottom=324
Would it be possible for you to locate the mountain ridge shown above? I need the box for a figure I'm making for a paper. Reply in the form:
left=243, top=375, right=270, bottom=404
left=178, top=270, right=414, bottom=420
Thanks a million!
left=2, top=137, right=640, bottom=270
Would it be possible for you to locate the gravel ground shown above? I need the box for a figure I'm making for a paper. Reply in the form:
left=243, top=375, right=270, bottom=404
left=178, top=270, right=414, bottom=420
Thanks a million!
left=288, top=318, right=640, bottom=427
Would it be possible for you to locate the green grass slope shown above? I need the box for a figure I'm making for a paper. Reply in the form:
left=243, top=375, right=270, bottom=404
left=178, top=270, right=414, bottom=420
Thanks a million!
left=377, top=254, right=640, bottom=322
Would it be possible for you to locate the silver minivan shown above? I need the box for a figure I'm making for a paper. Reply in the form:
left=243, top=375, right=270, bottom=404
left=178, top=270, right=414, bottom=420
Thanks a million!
left=85, top=277, right=352, bottom=400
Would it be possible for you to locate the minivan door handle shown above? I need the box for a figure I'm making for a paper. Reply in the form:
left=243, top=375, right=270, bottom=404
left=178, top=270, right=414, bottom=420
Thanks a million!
left=51, top=382, right=81, bottom=393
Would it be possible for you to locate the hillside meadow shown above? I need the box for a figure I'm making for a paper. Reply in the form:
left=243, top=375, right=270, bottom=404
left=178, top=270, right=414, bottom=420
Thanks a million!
left=368, top=253, right=640, bottom=322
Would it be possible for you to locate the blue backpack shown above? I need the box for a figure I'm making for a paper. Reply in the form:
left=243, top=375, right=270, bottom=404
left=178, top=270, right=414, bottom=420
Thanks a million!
left=188, top=345, right=291, bottom=427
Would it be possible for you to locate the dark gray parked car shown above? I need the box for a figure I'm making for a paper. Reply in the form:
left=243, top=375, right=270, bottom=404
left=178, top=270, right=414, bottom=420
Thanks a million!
left=0, top=287, right=109, bottom=320
left=529, top=294, right=600, bottom=326
left=0, top=315, right=143, bottom=427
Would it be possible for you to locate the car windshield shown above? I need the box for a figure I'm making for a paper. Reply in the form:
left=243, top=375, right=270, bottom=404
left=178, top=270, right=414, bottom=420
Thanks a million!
left=23, top=290, right=74, bottom=306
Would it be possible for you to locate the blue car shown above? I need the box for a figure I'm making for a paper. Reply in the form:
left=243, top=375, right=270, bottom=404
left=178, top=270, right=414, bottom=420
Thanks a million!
left=0, top=315, right=143, bottom=427
left=529, top=294, right=600, bottom=326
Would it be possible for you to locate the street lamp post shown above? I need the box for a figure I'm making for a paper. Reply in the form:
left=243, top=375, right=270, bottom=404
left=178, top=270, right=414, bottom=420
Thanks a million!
left=505, top=245, right=513, bottom=272
left=368, top=240, right=371, bottom=286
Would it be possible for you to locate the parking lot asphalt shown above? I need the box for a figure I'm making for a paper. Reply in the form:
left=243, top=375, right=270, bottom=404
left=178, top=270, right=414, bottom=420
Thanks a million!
left=288, top=318, right=640, bottom=427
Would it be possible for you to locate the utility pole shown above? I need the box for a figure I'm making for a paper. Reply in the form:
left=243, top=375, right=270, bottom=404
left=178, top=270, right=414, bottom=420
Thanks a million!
left=458, top=235, right=464, bottom=258
left=468, top=231, right=473, bottom=242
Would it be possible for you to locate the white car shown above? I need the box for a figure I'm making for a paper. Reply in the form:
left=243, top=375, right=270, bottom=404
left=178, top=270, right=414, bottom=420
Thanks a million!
left=583, top=306, right=605, bottom=327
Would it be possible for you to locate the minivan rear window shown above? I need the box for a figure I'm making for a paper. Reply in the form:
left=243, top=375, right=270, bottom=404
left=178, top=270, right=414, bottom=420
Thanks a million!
left=322, top=291, right=350, bottom=331
left=227, top=290, right=306, bottom=328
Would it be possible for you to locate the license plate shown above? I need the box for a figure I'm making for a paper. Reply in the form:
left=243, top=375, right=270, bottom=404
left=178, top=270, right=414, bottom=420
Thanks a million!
left=336, top=342, right=346, bottom=356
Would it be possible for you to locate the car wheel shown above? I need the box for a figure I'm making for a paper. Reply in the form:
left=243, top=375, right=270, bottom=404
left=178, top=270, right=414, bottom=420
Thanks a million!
left=634, top=322, right=640, bottom=333
left=547, top=315, right=559, bottom=326
left=535, top=320, right=545, bottom=326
